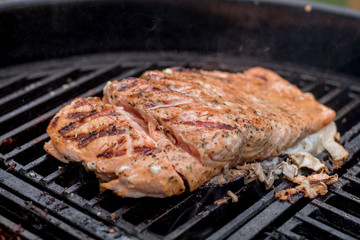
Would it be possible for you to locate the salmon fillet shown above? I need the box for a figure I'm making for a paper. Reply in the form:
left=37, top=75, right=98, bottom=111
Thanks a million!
left=45, top=67, right=336, bottom=198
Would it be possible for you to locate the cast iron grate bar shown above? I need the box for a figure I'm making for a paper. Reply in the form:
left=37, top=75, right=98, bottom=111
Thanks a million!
left=0, top=53, right=359, bottom=240
left=311, top=200, right=360, bottom=238
left=0, top=68, right=89, bottom=116
left=0, top=214, right=45, bottom=240
left=326, top=189, right=360, bottom=219
left=161, top=181, right=285, bottom=240
left=0, top=168, right=125, bottom=240
left=294, top=213, right=356, bottom=240
left=0, top=73, right=33, bottom=93
left=4, top=133, right=49, bottom=166
left=22, top=154, right=48, bottom=172
left=318, top=84, right=348, bottom=105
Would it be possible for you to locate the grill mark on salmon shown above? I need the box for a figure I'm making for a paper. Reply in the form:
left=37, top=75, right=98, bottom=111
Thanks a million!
left=76, top=126, right=125, bottom=148
left=97, top=150, right=126, bottom=158
left=252, top=73, right=268, bottom=81
left=73, top=98, right=88, bottom=108
left=67, top=110, right=120, bottom=119
left=59, top=110, right=121, bottom=135
left=67, top=110, right=98, bottom=119
left=116, top=79, right=138, bottom=91
left=117, top=137, right=126, bottom=145
left=94, top=143, right=160, bottom=158
left=134, top=146, right=161, bottom=155
left=96, top=136, right=127, bottom=158
left=58, top=122, right=79, bottom=135
left=61, top=123, right=126, bottom=148
left=51, top=116, right=59, bottom=128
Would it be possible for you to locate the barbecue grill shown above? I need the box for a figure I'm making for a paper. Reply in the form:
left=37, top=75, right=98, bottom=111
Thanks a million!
left=0, top=0, right=359, bottom=239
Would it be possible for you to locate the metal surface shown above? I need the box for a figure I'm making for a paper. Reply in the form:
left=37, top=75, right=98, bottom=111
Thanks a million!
left=0, top=52, right=359, bottom=240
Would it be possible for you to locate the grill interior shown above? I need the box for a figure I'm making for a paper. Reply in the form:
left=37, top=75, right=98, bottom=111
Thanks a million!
left=0, top=52, right=359, bottom=240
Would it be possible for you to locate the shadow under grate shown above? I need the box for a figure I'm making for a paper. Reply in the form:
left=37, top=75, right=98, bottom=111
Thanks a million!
left=54, top=165, right=89, bottom=188
left=292, top=221, right=335, bottom=240
left=98, top=192, right=139, bottom=213
left=309, top=207, right=360, bottom=239
left=76, top=176, right=100, bottom=200
left=32, top=155, right=66, bottom=177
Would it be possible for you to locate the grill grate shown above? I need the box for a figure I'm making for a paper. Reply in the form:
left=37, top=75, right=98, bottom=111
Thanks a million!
left=0, top=52, right=359, bottom=240
left=278, top=162, right=360, bottom=240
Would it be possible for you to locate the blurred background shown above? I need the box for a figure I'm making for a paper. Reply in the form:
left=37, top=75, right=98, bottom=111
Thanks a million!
left=304, top=0, right=360, bottom=10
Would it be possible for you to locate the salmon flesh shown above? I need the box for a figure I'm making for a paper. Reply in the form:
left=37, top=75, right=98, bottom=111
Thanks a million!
left=45, top=67, right=335, bottom=198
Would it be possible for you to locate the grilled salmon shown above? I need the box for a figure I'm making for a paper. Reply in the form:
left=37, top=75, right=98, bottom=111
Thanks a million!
left=45, top=67, right=336, bottom=198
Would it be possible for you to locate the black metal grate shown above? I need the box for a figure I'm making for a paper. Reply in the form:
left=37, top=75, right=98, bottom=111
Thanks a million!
left=0, top=52, right=359, bottom=240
